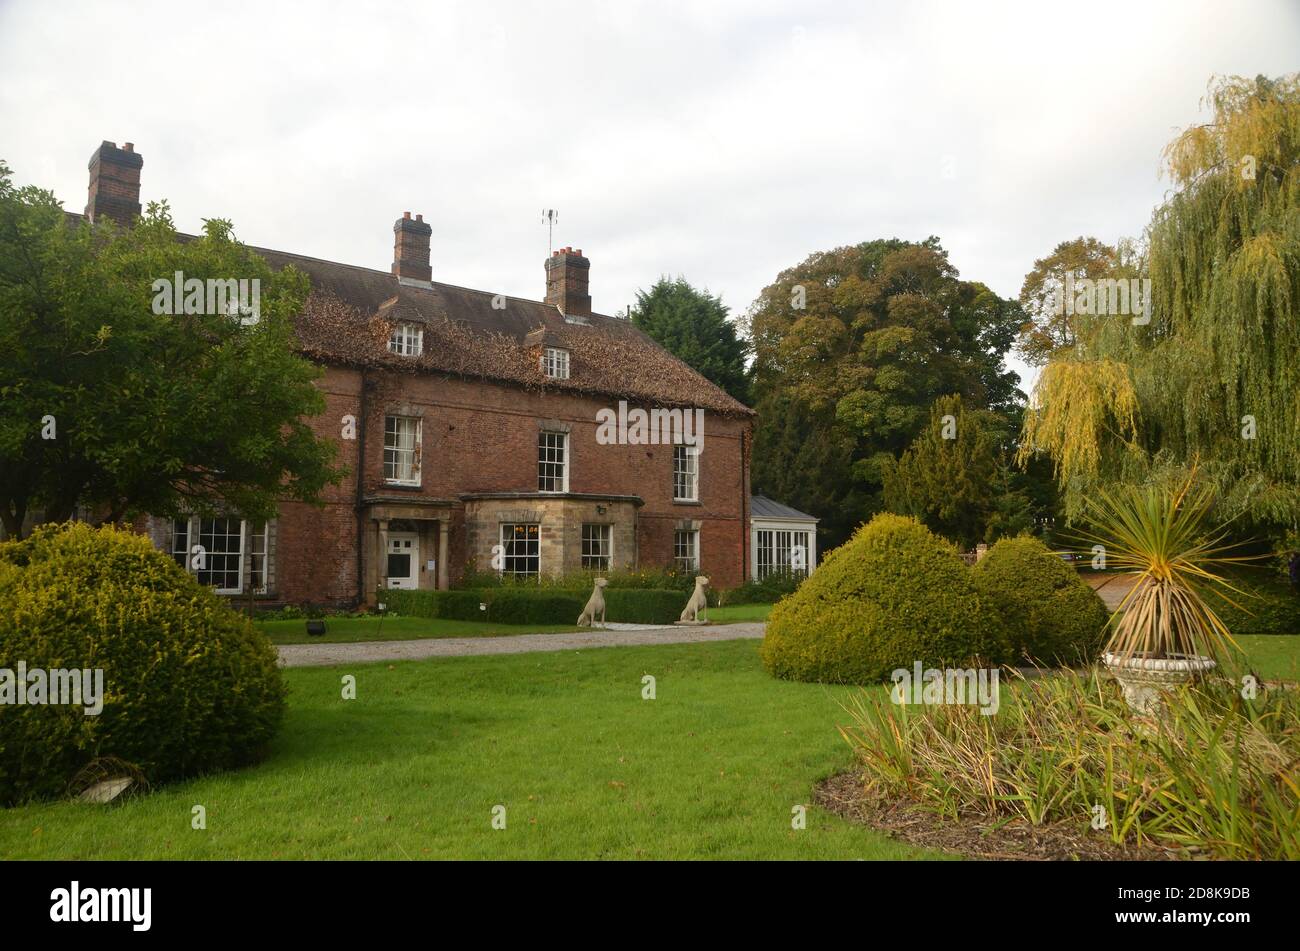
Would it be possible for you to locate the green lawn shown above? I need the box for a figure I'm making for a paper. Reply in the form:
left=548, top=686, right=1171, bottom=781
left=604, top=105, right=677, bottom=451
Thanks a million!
left=1235, top=634, right=1300, bottom=682
left=256, top=615, right=583, bottom=645
left=6, top=629, right=1294, bottom=860
left=0, top=639, right=938, bottom=860
left=708, top=603, right=774, bottom=624
left=258, top=604, right=774, bottom=644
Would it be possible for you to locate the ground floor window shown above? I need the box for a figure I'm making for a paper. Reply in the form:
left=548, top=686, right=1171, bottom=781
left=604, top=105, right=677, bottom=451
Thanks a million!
left=756, top=529, right=810, bottom=579
left=170, top=518, right=190, bottom=570
left=581, top=524, right=612, bottom=571
left=501, top=523, right=540, bottom=578
left=170, top=516, right=269, bottom=594
left=674, top=528, right=699, bottom=573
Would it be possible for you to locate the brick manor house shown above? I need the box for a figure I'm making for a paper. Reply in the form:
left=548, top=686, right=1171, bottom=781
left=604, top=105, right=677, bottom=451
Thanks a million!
left=75, top=140, right=761, bottom=607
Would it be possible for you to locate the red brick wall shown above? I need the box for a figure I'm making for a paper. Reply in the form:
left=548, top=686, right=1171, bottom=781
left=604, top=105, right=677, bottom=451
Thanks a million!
left=85, top=142, right=143, bottom=227
left=544, top=249, right=591, bottom=318
left=274, top=365, right=751, bottom=604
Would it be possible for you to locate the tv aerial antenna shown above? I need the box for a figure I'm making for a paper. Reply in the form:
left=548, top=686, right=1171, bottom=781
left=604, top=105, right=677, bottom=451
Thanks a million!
left=542, top=209, right=558, bottom=255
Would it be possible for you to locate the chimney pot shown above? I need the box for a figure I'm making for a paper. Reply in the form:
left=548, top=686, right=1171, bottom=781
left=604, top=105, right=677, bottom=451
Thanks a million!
left=403, top=211, right=411, bottom=219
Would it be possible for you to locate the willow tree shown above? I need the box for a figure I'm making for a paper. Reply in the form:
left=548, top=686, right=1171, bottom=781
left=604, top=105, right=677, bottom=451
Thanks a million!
left=1021, top=74, right=1300, bottom=535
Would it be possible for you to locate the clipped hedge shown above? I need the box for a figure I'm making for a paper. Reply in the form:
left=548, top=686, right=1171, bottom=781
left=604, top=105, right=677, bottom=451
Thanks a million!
left=462, top=564, right=702, bottom=593
left=381, top=587, right=686, bottom=625
left=760, top=514, right=1008, bottom=684
left=1204, top=570, right=1300, bottom=636
left=720, top=573, right=806, bottom=605
left=605, top=590, right=686, bottom=624
left=970, top=535, right=1110, bottom=665
left=0, top=523, right=286, bottom=806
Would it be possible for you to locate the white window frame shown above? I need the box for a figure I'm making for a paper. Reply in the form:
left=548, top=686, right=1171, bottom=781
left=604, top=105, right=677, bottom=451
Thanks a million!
left=674, top=528, right=700, bottom=573
left=388, top=322, right=424, bottom=357
left=384, top=415, right=422, bottom=486
left=751, top=519, right=818, bottom=581
left=500, top=522, right=541, bottom=579
left=755, top=529, right=812, bottom=579
left=541, top=347, right=570, bottom=380
left=538, top=430, right=568, bottom=493
left=170, top=517, right=191, bottom=571
left=171, top=516, right=269, bottom=595
left=673, top=445, right=699, bottom=502
left=581, top=523, right=612, bottom=571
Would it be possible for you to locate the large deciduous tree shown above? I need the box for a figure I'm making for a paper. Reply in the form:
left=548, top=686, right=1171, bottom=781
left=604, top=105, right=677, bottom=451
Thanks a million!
left=747, top=237, right=1025, bottom=549
left=0, top=163, right=343, bottom=539
left=1016, top=236, right=1120, bottom=366
left=1020, top=74, right=1300, bottom=535
left=632, top=277, right=751, bottom=404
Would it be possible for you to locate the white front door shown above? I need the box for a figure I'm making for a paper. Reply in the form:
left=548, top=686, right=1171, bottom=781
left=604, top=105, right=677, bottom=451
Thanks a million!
left=386, top=533, right=419, bottom=589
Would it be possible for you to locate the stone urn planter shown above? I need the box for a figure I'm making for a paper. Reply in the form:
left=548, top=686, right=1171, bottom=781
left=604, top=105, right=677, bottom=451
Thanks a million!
left=1083, top=473, right=1245, bottom=718
left=1102, top=651, right=1217, bottom=714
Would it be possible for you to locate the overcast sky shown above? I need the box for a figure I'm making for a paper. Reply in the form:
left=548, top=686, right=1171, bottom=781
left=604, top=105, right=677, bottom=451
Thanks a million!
left=2, top=0, right=1298, bottom=392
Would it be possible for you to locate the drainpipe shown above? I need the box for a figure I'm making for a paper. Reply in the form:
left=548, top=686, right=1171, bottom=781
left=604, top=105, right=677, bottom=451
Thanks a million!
left=739, top=424, right=749, bottom=587
left=354, top=370, right=370, bottom=607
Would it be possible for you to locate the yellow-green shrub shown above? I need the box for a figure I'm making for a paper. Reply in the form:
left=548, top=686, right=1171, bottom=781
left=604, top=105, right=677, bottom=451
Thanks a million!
left=841, top=672, right=1300, bottom=859
left=760, top=514, right=1007, bottom=683
left=971, top=535, right=1110, bottom=665
left=0, top=523, right=286, bottom=805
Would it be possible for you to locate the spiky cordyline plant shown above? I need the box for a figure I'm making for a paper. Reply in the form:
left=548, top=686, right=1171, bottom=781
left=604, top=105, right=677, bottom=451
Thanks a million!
left=1076, top=474, right=1257, bottom=663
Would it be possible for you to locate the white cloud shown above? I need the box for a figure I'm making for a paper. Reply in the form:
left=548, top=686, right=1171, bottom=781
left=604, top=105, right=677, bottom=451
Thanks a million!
left=2, top=0, right=1297, bottom=393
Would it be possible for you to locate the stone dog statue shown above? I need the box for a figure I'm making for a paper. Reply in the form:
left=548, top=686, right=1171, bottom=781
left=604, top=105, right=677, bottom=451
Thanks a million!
left=679, top=575, right=710, bottom=622
left=577, top=578, right=609, bottom=627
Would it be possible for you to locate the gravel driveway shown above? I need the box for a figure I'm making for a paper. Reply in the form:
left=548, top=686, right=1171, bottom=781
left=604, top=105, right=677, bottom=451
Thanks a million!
left=1083, top=573, right=1138, bottom=611
left=277, top=622, right=767, bottom=668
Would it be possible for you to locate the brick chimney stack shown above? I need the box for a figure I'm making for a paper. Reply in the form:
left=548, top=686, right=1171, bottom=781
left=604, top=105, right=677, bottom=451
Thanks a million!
left=545, top=247, right=591, bottom=319
left=85, top=140, right=143, bottom=227
left=392, top=212, right=433, bottom=286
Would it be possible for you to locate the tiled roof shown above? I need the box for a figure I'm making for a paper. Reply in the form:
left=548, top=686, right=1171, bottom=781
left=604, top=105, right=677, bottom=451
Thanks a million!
left=750, top=495, right=818, bottom=521
left=61, top=211, right=754, bottom=417
left=256, top=248, right=754, bottom=417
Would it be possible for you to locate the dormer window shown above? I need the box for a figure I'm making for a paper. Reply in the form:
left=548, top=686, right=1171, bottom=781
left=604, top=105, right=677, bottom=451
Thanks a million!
left=388, top=322, right=423, bottom=357
left=542, top=346, right=570, bottom=380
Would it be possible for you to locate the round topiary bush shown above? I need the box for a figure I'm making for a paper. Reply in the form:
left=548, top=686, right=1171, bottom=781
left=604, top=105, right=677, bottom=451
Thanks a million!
left=0, top=522, right=286, bottom=806
left=970, top=535, right=1110, bottom=665
left=760, top=513, right=1008, bottom=683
